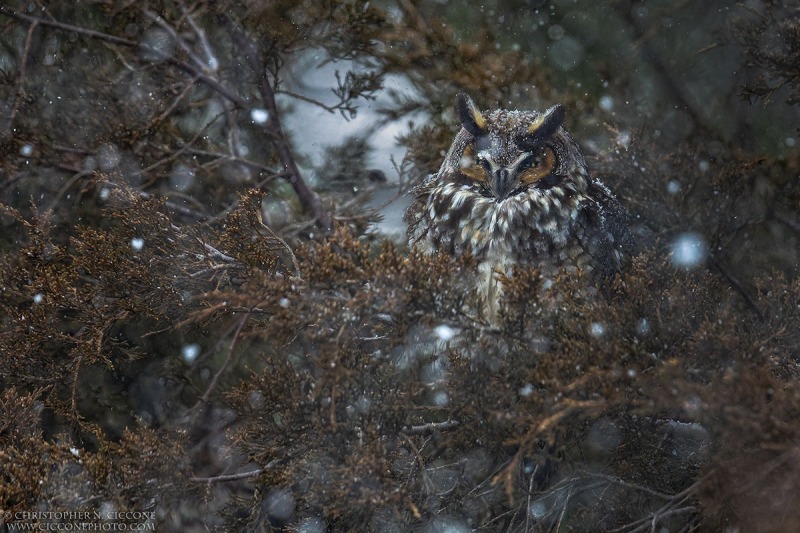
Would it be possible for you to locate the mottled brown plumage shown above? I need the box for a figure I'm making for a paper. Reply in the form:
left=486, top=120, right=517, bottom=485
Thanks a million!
left=405, top=94, right=634, bottom=321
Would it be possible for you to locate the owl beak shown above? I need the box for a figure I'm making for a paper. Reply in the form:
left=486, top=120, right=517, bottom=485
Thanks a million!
left=491, top=168, right=514, bottom=200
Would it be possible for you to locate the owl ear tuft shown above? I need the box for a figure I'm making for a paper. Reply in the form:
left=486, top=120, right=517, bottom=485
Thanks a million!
left=521, top=104, right=565, bottom=148
left=456, top=93, right=487, bottom=136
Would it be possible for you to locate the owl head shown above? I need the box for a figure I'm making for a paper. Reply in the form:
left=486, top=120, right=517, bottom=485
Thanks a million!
left=407, top=93, right=606, bottom=267
left=440, top=93, right=589, bottom=201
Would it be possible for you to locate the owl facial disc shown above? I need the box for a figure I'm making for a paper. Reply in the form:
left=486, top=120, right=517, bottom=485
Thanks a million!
left=477, top=152, right=547, bottom=200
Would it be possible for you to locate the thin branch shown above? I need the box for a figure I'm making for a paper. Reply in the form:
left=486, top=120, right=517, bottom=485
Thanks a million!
left=332, top=182, right=406, bottom=223
left=97, top=178, right=210, bottom=221
left=134, top=110, right=226, bottom=178
left=0, top=7, right=131, bottom=45
left=774, top=212, right=800, bottom=234
left=712, top=260, right=764, bottom=321
left=402, top=419, right=460, bottom=435
left=147, top=6, right=248, bottom=172
left=46, top=170, right=93, bottom=212
left=275, top=89, right=342, bottom=113
left=577, top=470, right=674, bottom=500
left=182, top=5, right=218, bottom=72
left=524, top=466, right=535, bottom=532
left=0, top=5, right=337, bottom=230
left=0, top=6, right=248, bottom=108
left=255, top=212, right=300, bottom=276
left=214, top=10, right=333, bottom=231
left=198, top=312, right=250, bottom=404
left=4, top=16, right=37, bottom=141
left=613, top=1, right=718, bottom=137
left=189, top=461, right=278, bottom=483
left=142, top=9, right=209, bottom=72
left=152, top=75, right=202, bottom=126
left=183, top=148, right=288, bottom=178
left=554, top=485, right=575, bottom=532
left=189, top=468, right=261, bottom=483
left=609, top=479, right=702, bottom=533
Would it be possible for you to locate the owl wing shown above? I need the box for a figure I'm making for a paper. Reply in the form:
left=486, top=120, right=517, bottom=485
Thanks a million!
left=404, top=174, right=437, bottom=248
left=580, top=179, right=638, bottom=277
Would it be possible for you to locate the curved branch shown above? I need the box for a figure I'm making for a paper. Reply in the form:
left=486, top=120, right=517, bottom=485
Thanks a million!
left=1, top=5, right=332, bottom=230
left=0, top=6, right=248, bottom=108
left=214, top=11, right=333, bottom=232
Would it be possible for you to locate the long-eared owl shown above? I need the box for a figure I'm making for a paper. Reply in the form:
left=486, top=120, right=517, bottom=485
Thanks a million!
left=405, top=93, right=635, bottom=321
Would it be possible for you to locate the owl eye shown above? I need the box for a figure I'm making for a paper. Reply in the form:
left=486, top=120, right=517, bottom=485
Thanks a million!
left=518, top=153, right=540, bottom=169
left=518, top=146, right=557, bottom=186
left=458, top=144, right=491, bottom=184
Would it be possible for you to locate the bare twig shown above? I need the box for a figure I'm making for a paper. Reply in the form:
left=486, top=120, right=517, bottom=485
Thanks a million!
left=135, top=110, right=226, bottom=178
left=0, top=6, right=248, bottom=108
left=0, top=6, right=338, bottom=229
left=4, top=16, right=37, bottom=141
left=524, top=467, right=535, bottom=532
left=198, top=312, right=250, bottom=405
left=143, top=9, right=208, bottom=72
left=189, top=461, right=278, bottom=483
left=198, top=240, right=238, bottom=263
left=190, top=468, right=262, bottom=483
left=609, top=478, right=702, bottom=533
left=712, top=259, right=764, bottom=321
left=97, top=179, right=209, bottom=221
left=48, top=170, right=94, bottom=213
left=182, top=5, right=218, bottom=72
left=613, top=1, right=718, bottom=137
left=402, top=419, right=460, bottom=435
left=255, top=211, right=300, bottom=276
left=153, top=75, right=202, bottom=126
left=214, top=10, right=333, bottom=231
left=275, top=89, right=343, bottom=113
left=554, top=485, right=575, bottom=531
left=774, top=212, right=800, bottom=234
left=577, top=471, right=673, bottom=500
left=183, top=148, right=289, bottom=178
